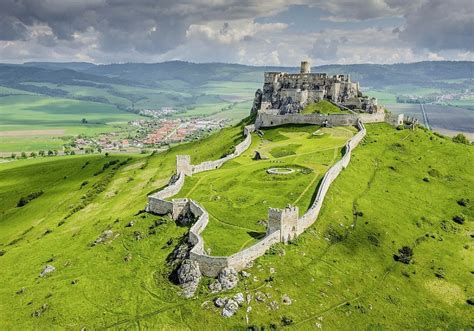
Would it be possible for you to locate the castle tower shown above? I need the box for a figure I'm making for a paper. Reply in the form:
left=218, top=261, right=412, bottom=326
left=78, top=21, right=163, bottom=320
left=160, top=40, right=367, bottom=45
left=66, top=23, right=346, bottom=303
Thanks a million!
left=176, top=155, right=192, bottom=176
left=267, top=205, right=299, bottom=243
left=300, top=61, right=311, bottom=74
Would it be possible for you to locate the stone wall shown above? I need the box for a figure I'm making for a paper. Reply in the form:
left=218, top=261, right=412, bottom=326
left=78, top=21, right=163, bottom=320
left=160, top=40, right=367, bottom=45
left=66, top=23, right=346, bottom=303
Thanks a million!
left=145, top=117, right=369, bottom=278
left=191, top=124, right=255, bottom=174
left=255, top=112, right=385, bottom=129
left=146, top=172, right=186, bottom=214
left=296, top=121, right=366, bottom=235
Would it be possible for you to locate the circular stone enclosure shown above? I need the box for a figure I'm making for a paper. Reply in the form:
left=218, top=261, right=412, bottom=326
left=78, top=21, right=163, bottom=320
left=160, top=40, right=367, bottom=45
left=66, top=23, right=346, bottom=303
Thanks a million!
left=266, top=167, right=295, bottom=175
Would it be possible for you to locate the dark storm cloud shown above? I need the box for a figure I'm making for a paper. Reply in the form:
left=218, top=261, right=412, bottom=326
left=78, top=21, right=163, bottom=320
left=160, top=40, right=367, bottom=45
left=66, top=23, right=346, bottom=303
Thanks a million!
left=0, top=0, right=291, bottom=53
left=399, top=0, right=474, bottom=52
left=0, top=15, right=28, bottom=40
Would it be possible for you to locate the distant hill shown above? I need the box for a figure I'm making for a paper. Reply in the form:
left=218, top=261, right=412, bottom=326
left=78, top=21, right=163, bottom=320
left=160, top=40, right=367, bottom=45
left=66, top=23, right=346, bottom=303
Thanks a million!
left=2, top=60, right=472, bottom=89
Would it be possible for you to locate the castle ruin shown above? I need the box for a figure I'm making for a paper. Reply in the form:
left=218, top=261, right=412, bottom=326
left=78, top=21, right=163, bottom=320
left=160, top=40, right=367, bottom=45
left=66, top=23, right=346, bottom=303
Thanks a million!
left=253, top=61, right=382, bottom=115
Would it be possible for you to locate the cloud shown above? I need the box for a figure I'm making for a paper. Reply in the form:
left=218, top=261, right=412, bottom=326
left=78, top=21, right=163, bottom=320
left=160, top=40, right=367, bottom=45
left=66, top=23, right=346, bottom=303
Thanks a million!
left=0, top=0, right=472, bottom=64
left=399, top=0, right=474, bottom=52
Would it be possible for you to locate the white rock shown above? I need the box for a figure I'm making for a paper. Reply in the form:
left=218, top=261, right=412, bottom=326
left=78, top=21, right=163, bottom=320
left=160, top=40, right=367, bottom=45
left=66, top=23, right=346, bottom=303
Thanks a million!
left=40, top=265, right=55, bottom=277
left=222, top=299, right=239, bottom=317
left=233, top=293, right=244, bottom=306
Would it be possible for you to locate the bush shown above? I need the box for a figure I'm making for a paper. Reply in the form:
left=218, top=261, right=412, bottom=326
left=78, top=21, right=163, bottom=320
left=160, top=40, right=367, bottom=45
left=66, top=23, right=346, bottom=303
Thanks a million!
left=393, top=246, right=413, bottom=264
left=17, top=191, right=44, bottom=207
left=452, top=215, right=465, bottom=225
left=452, top=133, right=470, bottom=145
left=457, top=198, right=469, bottom=207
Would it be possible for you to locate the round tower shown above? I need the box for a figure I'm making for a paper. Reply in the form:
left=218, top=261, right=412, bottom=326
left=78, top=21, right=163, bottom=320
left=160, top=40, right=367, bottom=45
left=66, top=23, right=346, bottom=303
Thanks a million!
left=300, top=61, right=310, bottom=74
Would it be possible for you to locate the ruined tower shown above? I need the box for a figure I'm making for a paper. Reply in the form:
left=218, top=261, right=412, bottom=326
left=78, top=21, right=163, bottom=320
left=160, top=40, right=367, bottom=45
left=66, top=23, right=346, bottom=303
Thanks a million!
left=176, top=155, right=192, bottom=176
left=300, top=61, right=311, bottom=74
left=267, top=205, right=299, bottom=243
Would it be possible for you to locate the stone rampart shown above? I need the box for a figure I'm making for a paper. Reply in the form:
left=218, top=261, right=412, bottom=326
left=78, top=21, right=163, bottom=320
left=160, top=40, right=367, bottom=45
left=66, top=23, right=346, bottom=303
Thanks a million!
left=296, top=121, right=366, bottom=235
left=191, top=125, right=254, bottom=174
left=145, top=117, right=368, bottom=278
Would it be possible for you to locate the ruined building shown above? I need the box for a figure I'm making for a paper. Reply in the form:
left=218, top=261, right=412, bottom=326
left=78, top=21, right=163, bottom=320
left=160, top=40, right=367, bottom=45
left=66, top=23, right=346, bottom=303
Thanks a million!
left=251, top=61, right=382, bottom=115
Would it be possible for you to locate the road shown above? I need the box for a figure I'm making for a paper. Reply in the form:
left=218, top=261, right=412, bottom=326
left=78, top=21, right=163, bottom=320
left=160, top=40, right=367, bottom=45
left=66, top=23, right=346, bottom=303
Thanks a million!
left=419, top=103, right=431, bottom=130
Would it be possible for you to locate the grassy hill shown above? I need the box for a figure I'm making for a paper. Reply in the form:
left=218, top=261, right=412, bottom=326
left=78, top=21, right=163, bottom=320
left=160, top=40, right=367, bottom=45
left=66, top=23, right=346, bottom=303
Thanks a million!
left=301, top=100, right=347, bottom=114
left=0, top=120, right=472, bottom=329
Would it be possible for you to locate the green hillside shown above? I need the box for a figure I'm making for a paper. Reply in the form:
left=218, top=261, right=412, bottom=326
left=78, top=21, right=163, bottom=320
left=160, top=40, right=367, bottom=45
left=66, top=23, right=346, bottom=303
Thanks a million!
left=0, top=121, right=472, bottom=329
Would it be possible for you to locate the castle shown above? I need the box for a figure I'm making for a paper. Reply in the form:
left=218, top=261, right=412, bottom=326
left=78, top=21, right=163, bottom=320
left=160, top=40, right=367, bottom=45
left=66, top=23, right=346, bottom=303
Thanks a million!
left=254, top=61, right=382, bottom=114
left=145, top=61, right=404, bottom=297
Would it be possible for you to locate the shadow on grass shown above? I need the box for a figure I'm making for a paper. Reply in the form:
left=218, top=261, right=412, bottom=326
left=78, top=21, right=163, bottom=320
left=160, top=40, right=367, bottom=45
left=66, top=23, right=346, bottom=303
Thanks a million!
left=247, top=231, right=266, bottom=240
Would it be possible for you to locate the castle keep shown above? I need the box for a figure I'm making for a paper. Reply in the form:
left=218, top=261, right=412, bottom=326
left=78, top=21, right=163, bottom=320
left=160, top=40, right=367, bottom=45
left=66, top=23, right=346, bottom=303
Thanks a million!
left=256, top=61, right=381, bottom=114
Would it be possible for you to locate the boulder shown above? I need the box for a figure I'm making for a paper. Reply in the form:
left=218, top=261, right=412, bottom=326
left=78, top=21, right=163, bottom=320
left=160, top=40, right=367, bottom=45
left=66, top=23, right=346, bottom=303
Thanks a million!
left=282, top=294, right=292, bottom=305
left=233, top=293, right=245, bottom=306
left=209, top=280, right=222, bottom=293
left=218, top=267, right=238, bottom=290
left=222, top=299, right=239, bottom=317
left=177, top=259, right=201, bottom=298
left=91, top=230, right=114, bottom=246
left=214, top=297, right=228, bottom=308
left=39, top=265, right=55, bottom=277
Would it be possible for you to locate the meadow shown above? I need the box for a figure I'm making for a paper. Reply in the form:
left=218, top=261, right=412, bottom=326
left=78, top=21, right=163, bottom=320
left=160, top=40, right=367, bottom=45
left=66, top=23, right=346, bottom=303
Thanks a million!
left=0, top=119, right=472, bottom=329
left=0, top=95, right=142, bottom=153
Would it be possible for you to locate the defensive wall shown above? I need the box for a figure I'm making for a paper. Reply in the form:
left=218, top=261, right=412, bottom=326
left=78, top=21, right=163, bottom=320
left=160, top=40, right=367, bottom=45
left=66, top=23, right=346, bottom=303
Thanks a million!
left=145, top=113, right=380, bottom=277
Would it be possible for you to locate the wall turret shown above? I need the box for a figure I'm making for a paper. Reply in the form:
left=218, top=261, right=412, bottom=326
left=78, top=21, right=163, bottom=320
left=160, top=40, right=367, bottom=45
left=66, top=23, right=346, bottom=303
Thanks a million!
left=300, top=61, right=311, bottom=74
left=267, top=205, right=299, bottom=243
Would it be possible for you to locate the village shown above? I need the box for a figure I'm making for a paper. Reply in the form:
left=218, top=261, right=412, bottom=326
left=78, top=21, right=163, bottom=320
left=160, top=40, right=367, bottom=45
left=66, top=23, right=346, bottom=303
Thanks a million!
left=73, top=117, right=226, bottom=153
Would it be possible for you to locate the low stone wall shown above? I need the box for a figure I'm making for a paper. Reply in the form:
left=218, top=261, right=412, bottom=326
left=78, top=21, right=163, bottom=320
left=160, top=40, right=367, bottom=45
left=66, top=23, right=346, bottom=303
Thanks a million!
left=146, top=172, right=185, bottom=214
left=296, top=121, right=366, bottom=235
left=255, top=111, right=398, bottom=129
left=191, top=125, right=255, bottom=174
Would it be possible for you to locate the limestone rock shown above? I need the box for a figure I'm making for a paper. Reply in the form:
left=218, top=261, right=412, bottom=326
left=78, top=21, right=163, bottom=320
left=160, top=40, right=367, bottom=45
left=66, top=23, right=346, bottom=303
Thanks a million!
left=255, top=291, right=266, bottom=302
left=209, top=280, right=222, bottom=293
left=269, top=300, right=279, bottom=310
left=241, top=270, right=251, bottom=278
left=233, top=293, right=244, bottom=306
left=177, top=259, right=201, bottom=298
left=222, top=299, right=239, bottom=317
left=250, top=89, right=262, bottom=116
left=40, top=265, right=55, bottom=277
left=214, top=297, right=228, bottom=308
left=91, top=230, right=114, bottom=246
left=282, top=294, right=292, bottom=305
left=218, top=267, right=238, bottom=290
left=31, top=304, right=48, bottom=317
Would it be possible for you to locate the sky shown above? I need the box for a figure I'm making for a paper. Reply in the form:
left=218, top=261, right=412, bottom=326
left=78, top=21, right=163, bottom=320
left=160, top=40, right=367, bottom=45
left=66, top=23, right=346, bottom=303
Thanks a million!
left=0, top=0, right=473, bottom=65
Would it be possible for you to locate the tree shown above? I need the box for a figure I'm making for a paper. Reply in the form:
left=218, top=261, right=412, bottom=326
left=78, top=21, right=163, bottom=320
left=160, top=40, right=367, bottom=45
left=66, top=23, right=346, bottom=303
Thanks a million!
left=81, top=118, right=88, bottom=124
left=452, top=133, right=470, bottom=145
left=21, top=152, right=27, bottom=159
left=48, top=150, right=54, bottom=156
left=30, top=152, right=37, bottom=158
left=70, top=150, right=76, bottom=155
left=11, top=153, right=16, bottom=159
left=53, top=149, right=58, bottom=156
left=38, top=150, right=45, bottom=157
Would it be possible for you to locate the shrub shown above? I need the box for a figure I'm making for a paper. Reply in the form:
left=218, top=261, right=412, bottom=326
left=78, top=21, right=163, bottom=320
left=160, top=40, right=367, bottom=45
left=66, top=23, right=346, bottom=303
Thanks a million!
left=457, top=198, right=469, bottom=207
left=452, top=133, right=470, bottom=145
left=281, top=316, right=294, bottom=326
left=452, top=215, right=465, bottom=225
left=393, top=246, right=413, bottom=264
left=17, top=191, right=44, bottom=207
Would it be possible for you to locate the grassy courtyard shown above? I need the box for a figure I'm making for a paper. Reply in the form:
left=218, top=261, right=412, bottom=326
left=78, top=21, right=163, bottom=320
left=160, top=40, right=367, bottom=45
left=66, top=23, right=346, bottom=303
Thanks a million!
left=173, top=124, right=356, bottom=255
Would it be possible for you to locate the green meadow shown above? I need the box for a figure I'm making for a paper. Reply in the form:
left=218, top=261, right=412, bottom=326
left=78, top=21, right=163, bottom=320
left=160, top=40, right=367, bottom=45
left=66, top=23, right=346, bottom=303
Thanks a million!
left=0, top=119, right=472, bottom=329
left=0, top=95, right=142, bottom=152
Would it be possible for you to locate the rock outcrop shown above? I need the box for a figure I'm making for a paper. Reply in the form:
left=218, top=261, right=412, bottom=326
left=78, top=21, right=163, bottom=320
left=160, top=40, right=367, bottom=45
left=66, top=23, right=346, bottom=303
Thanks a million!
left=217, top=267, right=238, bottom=290
left=177, top=259, right=201, bottom=298
left=39, top=265, right=55, bottom=277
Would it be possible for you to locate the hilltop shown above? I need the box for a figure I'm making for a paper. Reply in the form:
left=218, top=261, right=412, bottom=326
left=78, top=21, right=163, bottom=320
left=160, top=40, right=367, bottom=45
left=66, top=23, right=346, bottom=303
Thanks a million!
left=0, top=117, right=472, bottom=329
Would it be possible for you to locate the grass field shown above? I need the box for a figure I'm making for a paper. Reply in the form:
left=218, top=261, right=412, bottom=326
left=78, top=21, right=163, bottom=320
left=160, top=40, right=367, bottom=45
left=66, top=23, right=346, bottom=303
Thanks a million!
left=301, top=100, right=348, bottom=114
left=0, top=95, right=143, bottom=152
left=173, top=124, right=355, bottom=255
left=0, top=119, right=472, bottom=329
